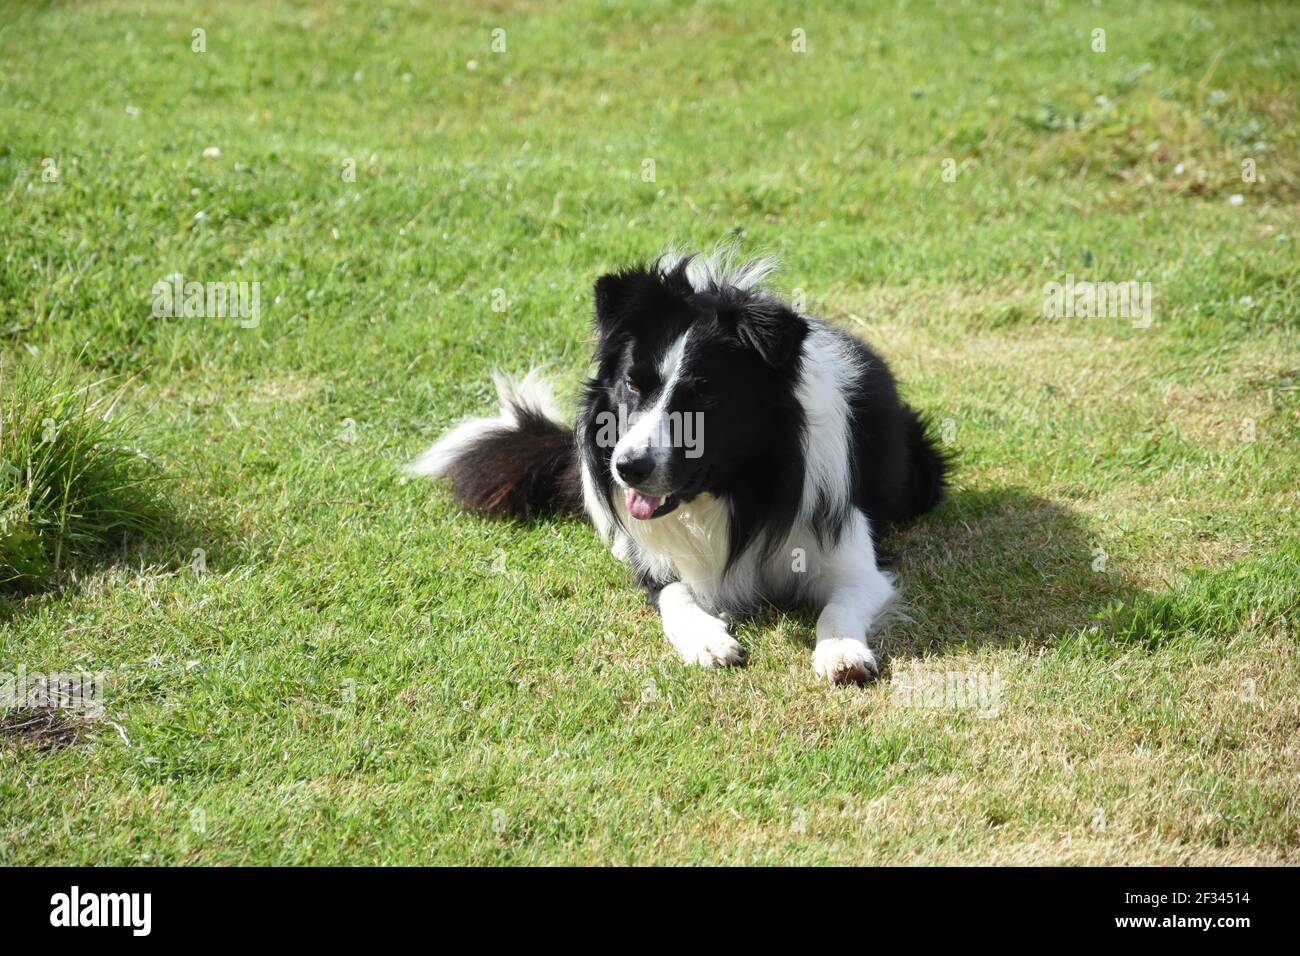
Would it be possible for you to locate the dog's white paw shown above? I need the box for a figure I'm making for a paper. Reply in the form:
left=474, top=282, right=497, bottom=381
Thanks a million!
left=658, top=581, right=746, bottom=668
left=672, top=618, right=747, bottom=668
left=813, top=638, right=878, bottom=686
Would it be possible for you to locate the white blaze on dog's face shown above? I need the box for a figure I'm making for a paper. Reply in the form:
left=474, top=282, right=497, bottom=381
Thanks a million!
left=611, top=330, right=690, bottom=514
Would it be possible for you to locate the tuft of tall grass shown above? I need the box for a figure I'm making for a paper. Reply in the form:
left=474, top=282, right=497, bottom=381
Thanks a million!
left=0, top=361, right=172, bottom=593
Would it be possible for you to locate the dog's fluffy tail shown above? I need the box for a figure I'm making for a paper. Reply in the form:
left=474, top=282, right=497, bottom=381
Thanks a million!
left=408, top=369, right=584, bottom=520
left=898, top=406, right=951, bottom=521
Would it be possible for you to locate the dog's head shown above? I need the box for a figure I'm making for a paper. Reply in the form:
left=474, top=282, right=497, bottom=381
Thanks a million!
left=584, top=255, right=809, bottom=520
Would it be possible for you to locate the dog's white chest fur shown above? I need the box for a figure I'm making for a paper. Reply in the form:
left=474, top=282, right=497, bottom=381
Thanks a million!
left=617, top=493, right=731, bottom=605
left=613, top=492, right=853, bottom=615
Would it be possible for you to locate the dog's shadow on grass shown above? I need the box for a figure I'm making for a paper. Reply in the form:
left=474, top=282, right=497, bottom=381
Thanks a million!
left=876, top=487, right=1137, bottom=660
left=767, top=487, right=1137, bottom=665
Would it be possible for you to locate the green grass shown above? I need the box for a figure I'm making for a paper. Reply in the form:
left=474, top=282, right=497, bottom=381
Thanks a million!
left=0, top=0, right=1297, bottom=864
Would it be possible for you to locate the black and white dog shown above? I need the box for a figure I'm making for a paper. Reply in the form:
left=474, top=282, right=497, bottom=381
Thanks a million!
left=411, top=252, right=948, bottom=684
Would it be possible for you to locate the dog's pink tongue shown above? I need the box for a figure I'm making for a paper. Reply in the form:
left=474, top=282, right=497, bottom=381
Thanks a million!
left=625, top=488, right=662, bottom=520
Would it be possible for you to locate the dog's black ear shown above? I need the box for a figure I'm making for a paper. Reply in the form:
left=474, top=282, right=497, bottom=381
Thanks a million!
left=595, top=263, right=696, bottom=339
left=594, top=268, right=650, bottom=337
left=718, top=297, right=808, bottom=369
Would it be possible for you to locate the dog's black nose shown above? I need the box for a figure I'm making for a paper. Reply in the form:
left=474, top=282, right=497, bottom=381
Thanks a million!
left=615, top=454, right=654, bottom=486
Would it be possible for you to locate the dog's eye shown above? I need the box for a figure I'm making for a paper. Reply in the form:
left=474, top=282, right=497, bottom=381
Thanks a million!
left=684, top=379, right=715, bottom=405
left=625, top=375, right=640, bottom=394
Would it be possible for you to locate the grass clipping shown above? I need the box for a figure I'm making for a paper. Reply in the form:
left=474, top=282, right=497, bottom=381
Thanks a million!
left=0, top=363, right=171, bottom=593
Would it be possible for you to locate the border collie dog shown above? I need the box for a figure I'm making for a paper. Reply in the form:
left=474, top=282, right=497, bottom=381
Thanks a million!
left=411, top=252, right=948, bottom=685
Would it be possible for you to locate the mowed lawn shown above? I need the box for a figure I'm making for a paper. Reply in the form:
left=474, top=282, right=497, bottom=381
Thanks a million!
left=1, top=0, right=1297, bottom=865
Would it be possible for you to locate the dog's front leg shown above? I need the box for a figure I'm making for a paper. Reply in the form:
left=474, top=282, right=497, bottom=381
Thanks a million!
left=812, top=515, right=896, bottom=685
left=813, top=581, right=889, bottom=685
left=654, top=581, right=747, bottom=668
